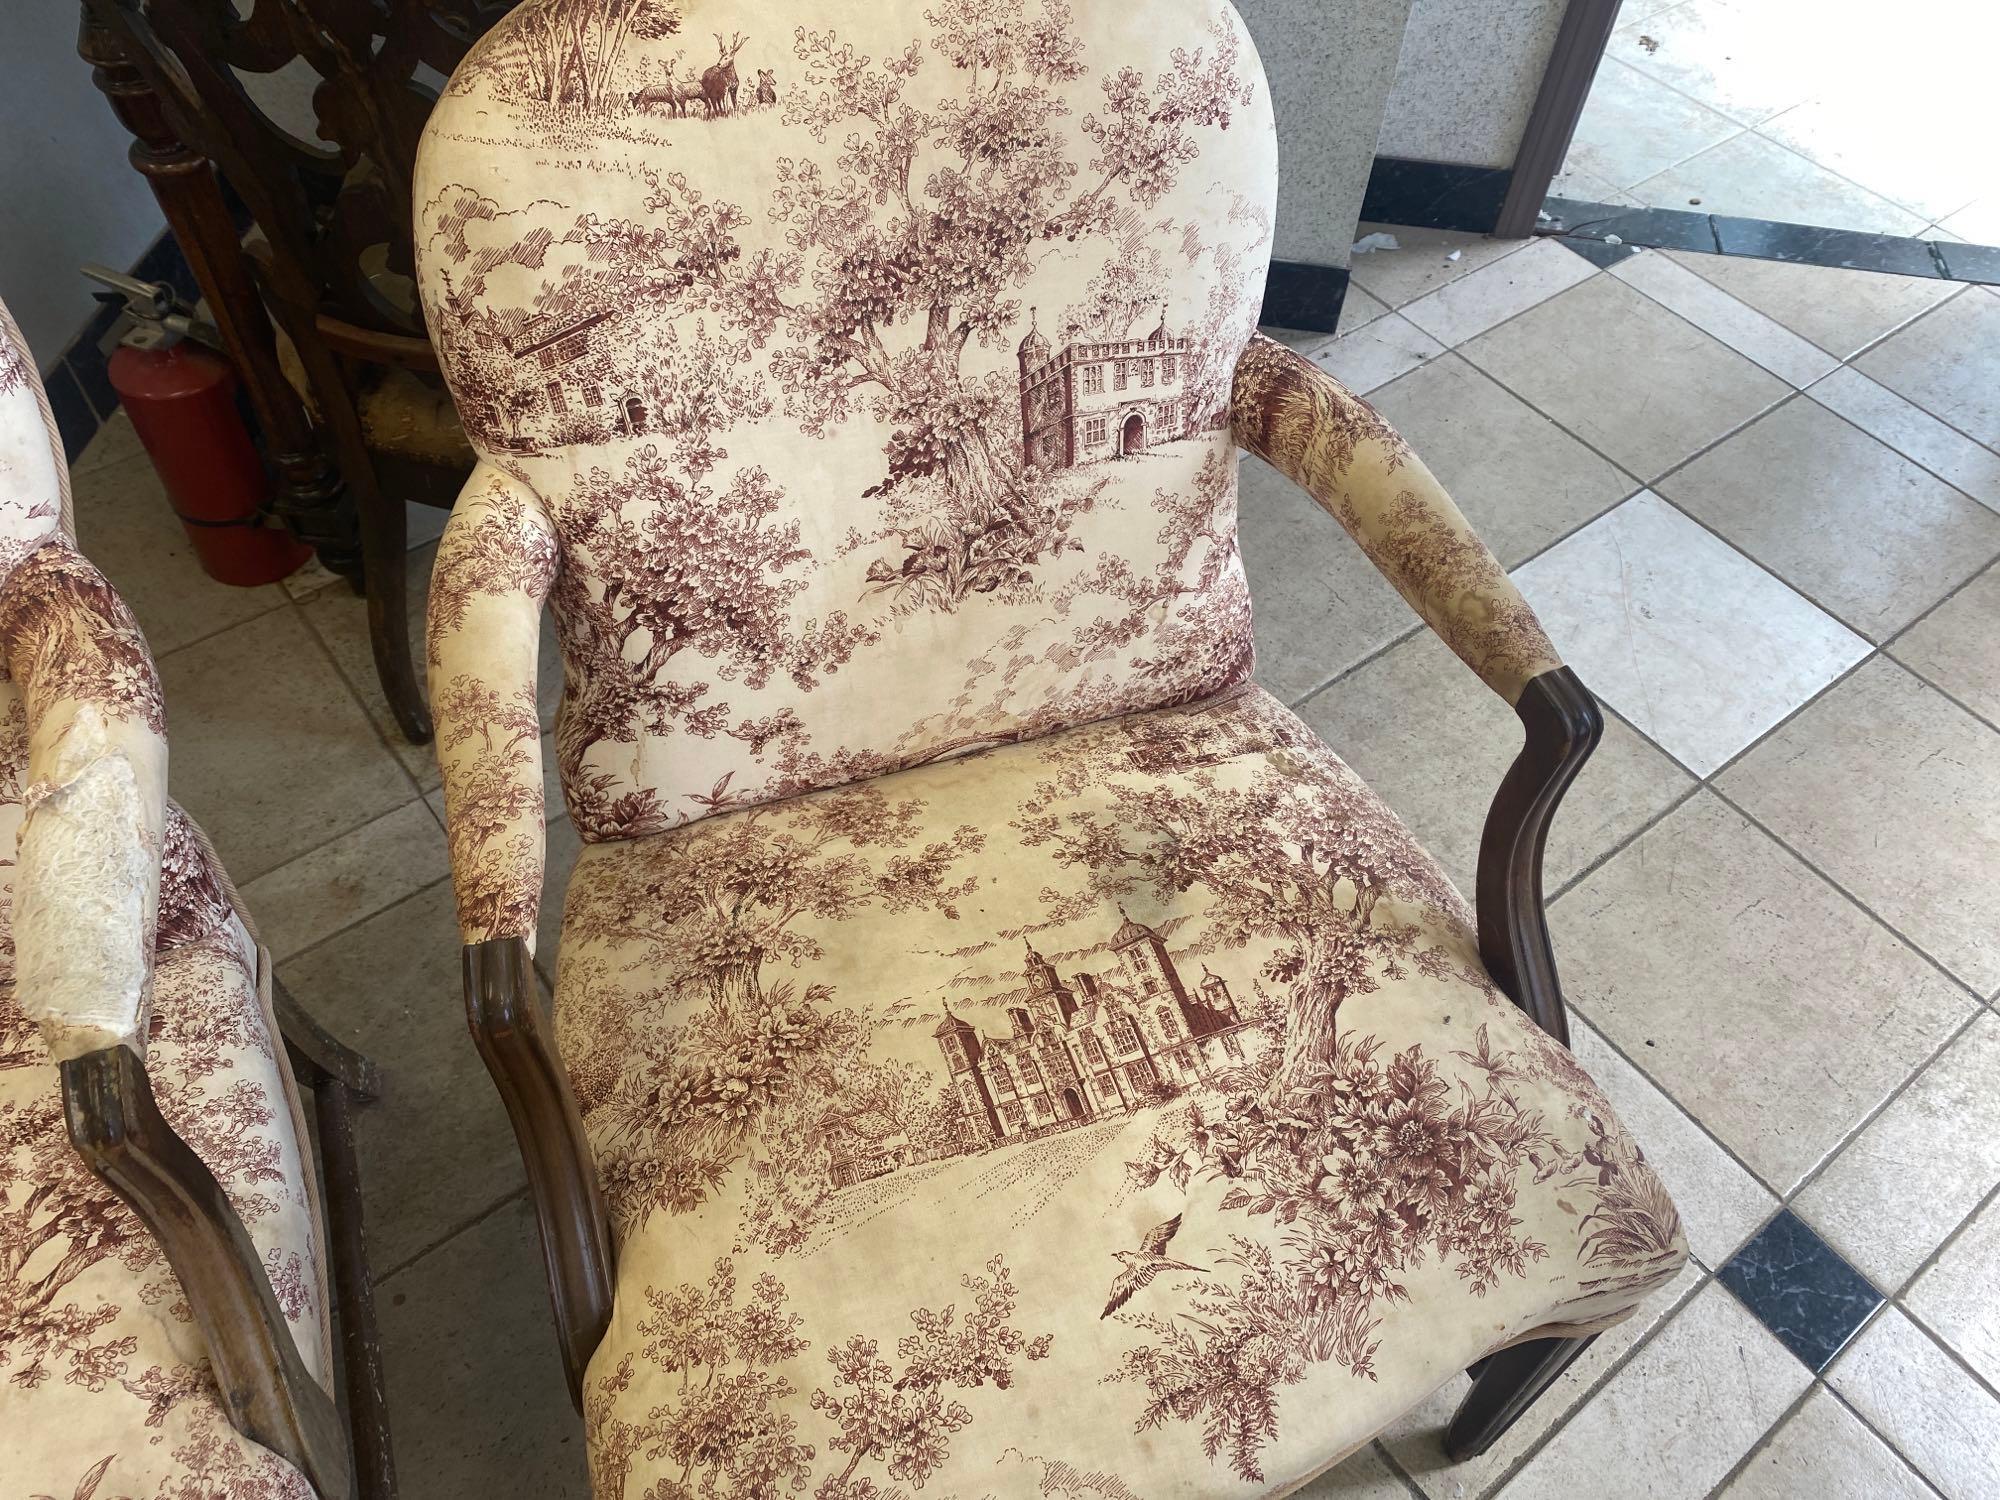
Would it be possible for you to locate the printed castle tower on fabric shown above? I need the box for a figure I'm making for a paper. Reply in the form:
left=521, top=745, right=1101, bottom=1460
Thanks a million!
left=416, top=0, right=1277, bottom=845
left=935, top=913, right=1251, bottom=1158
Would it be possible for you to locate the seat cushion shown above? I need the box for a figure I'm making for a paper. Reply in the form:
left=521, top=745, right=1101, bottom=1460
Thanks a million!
left=554, top=684, right=1687, bottom=1498
left=0, top=915, right=328, bottom=1498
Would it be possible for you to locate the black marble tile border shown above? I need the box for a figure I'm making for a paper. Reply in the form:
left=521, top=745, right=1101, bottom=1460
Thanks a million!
left=1361, top=157, right=1514, bottom=235
left=1541, top=197, right=2000, bottom=286
left=1259, top=260, right=1350, bottom=336
left=1717, top=1209, right=1882, bottom=1373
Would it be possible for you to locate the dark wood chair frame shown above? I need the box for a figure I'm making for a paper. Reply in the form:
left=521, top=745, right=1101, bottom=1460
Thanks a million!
left=58, top=983, right=396, bottom=1500
left=461, top=661, right=1606, bottom=1462
left=77, top=0, right=517, bottom=748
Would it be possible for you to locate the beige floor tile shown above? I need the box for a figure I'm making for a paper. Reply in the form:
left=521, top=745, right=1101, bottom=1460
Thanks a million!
left=1894, top=564, right=2000, bottom=725
left=1629, top=131, right=1931, bottom=236
left=1367, top=354, right=1635, bottom=569
left=1937, top=198, right=2000, bottom=244
left=1337, top=285, right=1390, bottom=336
left=375, top=1195, right=590, bottom=1499
left=71, top=449, right=289, bottom=655
left=1382, top=1260, right=1703, bottom=1500
left=1400, top=239, right=1599, bottom=349
left=1548, top=163, right=1643, bottom=208
left=1661, top=397, right=2000, bottom=641
left=1492, top=1282, right=1808, bottom=1500
left=1720, top=657, right=2000, bottom=994
left=1761, top=97, right=1988, bottom=224
left=1855, top=290, right=2000, bottom=450
left=1793, top=1012, right=2000, bottom=1289
left=302, top=539, right=564, bottom=789
left=1460, top=276, right=1789, bottom=483
left=1610, top=252, right=1836, bottom=387
left=1809, top=367, right=2000, bottom=514
left=1606, top=0, right=1817, bottom=126
left=1510, top=493, right=1867, bottom=776
left=1717, top=1385, right=1931, bottom=1500
left=1661, top=250, right=1959, bottom=361
left=1554, top=793, right=1972, bottom=1191
left=1261, top=324, right=1337, bottom=357
left=1289, top=1443, right=1413, bottom=1499
left=1240, top=453, right=1411, bottom=705
left=1561, top=58, right=1743, bottom=193
left=239, top=797, right=449, bottom=962
left=70, top=406, right=144, bottom=477
left=1300, top=629, right=1691, bottom=900
left=278, top=880, right=526, bottom=1269
left=1568, top=1020, right=1776, bottom=1269
left=1307, top=312, right=1446, bottom=396
left=282, top=551, right=347, bottom=602
left=157, top=608, right=414, bottom=881
left=1346, top=223, right=1525, bottom=311
left=1906, top=1194, right=2000, bottom=1388
left=1830, top=1307, right=2000, bottom=1500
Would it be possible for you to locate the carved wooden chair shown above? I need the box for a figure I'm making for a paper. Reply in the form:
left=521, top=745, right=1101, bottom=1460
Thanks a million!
left=0, top=302, right=393, bottom=1499
left=418, top=3, right=1688, bottom=1493
left=78, top=0, right=519, bottom=747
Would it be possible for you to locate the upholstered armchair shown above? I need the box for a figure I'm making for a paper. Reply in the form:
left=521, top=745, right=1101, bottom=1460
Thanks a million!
left=418, top=2, right=1687, bottom=1493
left=0, top=303, right=393, bottom=1499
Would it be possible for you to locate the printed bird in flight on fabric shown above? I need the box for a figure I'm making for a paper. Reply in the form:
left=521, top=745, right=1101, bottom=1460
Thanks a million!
left=1101, top=1214, right=1207, bottom=1318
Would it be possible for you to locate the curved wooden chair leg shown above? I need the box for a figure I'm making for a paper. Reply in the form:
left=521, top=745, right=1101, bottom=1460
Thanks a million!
left=1443, top=1334, right=1597, bottom=1461
left=313, top=1074, right=398, bottom=1500
left=274, top=975, right=383, bottom=1101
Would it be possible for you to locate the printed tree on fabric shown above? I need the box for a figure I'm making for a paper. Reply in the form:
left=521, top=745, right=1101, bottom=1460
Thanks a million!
left=459, top=0, right=682, bottom=118
left=560, top=781, right=984, bottom=1247
left=731, top=2, right=1253, bottom=608
left=586, top=1253, right=1050, bottom=1500
left=1010, top=696, right=1682, bottom=1483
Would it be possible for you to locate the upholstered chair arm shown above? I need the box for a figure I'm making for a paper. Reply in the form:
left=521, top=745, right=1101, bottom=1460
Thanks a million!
left=1230, top=333, right=1597, bottom=1043
left=0, top=542, right=356, bottom=1496
left=429, top=466, right=613, bottom=1406
left=1230, top=333, right=1561, bottom=706
left=428, top=464, right=559, bottom=948
left=0, top=537, right=169, bottom=1061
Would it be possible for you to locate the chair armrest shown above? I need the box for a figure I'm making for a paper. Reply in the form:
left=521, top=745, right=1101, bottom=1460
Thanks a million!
left=428, top=464, right=558, bottom=947
left=1230, top=333, right=1562, bottom=706
left=1229, top=335, right=1600, bottom=1037
left=0, top=539, right=169, bottom=1061
left=431, top=470, right=612, bottom=1402
left=1476, top=667, right=1602, bottom=1044
left=464, top=936, right=614, bottom=1407
left=62, top=1043, right=354, bottom=1500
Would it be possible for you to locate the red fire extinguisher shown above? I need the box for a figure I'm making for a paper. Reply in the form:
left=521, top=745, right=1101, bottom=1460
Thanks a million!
left=84, top=264, right=313, bottom=588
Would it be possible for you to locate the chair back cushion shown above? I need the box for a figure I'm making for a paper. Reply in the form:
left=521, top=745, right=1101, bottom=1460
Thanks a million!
left=416, top=0, right=1277, bottom=838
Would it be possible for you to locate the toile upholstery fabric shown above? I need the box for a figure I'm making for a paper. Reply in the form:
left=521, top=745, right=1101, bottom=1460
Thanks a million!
left=415, top=1, right=1687, bottom=1494
left=0, top=301, right=330, bottom=1498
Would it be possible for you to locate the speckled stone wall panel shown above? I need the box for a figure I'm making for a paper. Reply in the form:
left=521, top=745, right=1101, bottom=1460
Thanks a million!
left=1377, top=0, right=1568, bottom=168
left=1238, top=0, right=1418, bottom=266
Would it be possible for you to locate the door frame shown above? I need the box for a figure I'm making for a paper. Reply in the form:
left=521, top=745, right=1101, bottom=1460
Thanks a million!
left=1493, top=0, right=1625, bottom=238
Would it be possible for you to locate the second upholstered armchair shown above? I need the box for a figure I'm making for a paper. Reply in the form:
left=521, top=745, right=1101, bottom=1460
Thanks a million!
left=418, top=2, right=1682, bottom=1494
left=0, top=303, right=394, bottom=1498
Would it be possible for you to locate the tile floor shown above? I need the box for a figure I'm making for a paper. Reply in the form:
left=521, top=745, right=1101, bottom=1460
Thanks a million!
left=66, top=232, right=2000, bottom=1497
left=1558, top=0, right=2000, bottom=240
